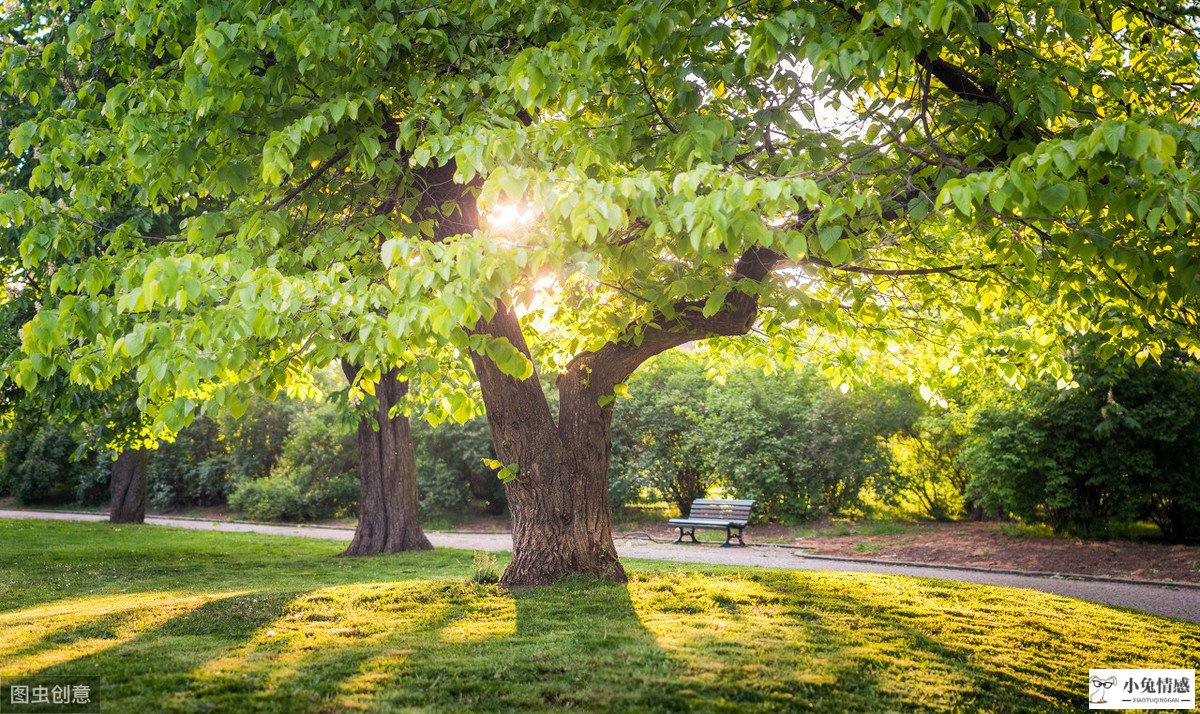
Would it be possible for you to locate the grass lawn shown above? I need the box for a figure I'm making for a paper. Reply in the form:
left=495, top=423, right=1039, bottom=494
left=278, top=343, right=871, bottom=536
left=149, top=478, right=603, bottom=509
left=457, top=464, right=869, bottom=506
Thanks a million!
left=1, top=520, right=1196, bottom=712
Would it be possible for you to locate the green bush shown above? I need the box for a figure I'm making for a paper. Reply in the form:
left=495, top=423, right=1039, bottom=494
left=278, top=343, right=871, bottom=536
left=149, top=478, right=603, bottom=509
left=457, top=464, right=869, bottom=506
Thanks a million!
left=963, top=352, right=1200, bottom=543
left=611, top=354, right=713, bottom=515
left=228, top=403, right=358, bottom=522
left=875, top=410, right=971, bottom=521
left=611, top=357, right=919, bottom=522
left=146, top=417, right=230, bottom=510
left=0, top=423, right=98, bottom=505
left=703, top=369, right=918, bottom=522
left=227, top=467, right=359, bottom=522
left=413, top=417, right=504, bottom=517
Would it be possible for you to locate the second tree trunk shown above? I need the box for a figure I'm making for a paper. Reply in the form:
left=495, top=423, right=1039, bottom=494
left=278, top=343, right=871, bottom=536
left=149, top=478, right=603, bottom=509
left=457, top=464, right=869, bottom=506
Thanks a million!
left=342, top=362, right=432, bottom=556
left=109, top=448, right=147, bottom=524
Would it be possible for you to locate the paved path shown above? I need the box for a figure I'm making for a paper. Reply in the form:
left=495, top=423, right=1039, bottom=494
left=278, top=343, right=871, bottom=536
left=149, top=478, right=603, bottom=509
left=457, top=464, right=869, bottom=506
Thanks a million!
left=3, top=509, right=1197, bottom=625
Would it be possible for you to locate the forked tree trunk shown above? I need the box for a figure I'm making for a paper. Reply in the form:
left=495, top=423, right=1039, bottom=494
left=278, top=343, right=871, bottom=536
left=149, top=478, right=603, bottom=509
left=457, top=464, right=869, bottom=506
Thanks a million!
left=499, top=407, right=625, bottom=587
left=412, top=156, right=774, bottom=587
left=109, top=448, right=147, bottom=524
left=341, top=361, right=432, bottom=556
left=470, top=305, right=625, bottom=587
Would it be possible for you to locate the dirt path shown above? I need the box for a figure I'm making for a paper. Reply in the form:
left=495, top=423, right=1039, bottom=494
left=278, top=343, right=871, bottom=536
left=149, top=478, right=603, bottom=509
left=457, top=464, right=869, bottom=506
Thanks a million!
left=3, top=509, right=1197, bottom=625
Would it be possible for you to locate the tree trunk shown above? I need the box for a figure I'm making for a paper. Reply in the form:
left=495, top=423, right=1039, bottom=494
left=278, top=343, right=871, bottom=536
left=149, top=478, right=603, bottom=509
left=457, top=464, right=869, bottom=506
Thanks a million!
left=469, top=305, right=625, bottom=588
left=341, top=361, right=432, bottom=556
left=109, top=448, right=147, bottom=523
left=499, top=402, right=625, bottom=588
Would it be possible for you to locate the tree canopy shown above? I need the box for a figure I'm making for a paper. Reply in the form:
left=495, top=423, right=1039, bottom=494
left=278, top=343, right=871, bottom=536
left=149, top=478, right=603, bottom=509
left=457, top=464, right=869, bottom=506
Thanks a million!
left=5, top=0, right=1199, bottom=427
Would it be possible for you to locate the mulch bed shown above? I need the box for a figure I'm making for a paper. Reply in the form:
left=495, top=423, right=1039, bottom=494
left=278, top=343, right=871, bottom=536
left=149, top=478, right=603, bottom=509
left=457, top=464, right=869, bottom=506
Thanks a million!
left=618, top=520, right=1200, bottom=584
left=794, top=522, right=1200, bottom=584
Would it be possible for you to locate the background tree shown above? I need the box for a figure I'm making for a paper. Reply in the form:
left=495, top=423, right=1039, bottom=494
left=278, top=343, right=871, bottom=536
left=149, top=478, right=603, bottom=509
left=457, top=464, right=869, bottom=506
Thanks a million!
left=963, top=349, right=1200, bottom=543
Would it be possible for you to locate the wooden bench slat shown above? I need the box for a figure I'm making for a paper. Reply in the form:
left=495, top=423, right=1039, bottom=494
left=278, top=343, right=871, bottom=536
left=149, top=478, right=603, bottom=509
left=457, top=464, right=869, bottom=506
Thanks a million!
left=691, top=499, right=753, bottom=506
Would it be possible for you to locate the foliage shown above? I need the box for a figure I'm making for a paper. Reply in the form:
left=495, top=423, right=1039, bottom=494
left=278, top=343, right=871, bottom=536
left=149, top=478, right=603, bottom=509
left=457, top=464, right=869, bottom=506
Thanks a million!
left=875, top=409, right=971, bottom=521
left=2, top=520, right=1197, bottom=712
left=145, top=416, right=229, bottom=510
left=964, top=354, right=1200, bottom=543
left=612, top=356, right=920, bottom=522
left=4, top=0, right=1199, bottom=447
left=227, top=402, right=357, bottom=522
left=703, top=368, right=919, bottom=521
left=0, top=421, right=99, bottom=504
left=413, top=416, right=503, bottom=517
left=611, top=354, right=713, bottom=515
left=218, top=396, right=298, bottom=482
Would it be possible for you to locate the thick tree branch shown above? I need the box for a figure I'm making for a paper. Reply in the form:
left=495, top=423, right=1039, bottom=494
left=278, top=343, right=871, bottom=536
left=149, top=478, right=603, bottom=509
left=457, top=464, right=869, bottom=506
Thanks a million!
left=797, top=255, right=1000, bottom=276
left=563, top=246, right=784, bottom=397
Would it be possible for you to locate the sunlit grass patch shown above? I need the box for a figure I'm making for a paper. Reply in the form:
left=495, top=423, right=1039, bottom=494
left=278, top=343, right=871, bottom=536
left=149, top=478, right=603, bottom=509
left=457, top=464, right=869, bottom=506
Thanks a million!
left=0, top=519, right=1195, bottom=712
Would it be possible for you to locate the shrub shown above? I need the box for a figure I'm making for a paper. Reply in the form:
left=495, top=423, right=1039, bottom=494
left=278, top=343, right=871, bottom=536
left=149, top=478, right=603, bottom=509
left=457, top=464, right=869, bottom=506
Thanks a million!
left=146, top=417, right=229, bottom=510
left=703, top=369, right=918, bottom=522
left=228, top=467, right=359, bottom=522
left=963, top=352, right=1200, bottom=543
left=875, top=410, right=970, bottom=521
left=0, top=423, right=96, bottom=505
left=228, top=403, right=358, bottom=522
left=611, top=354, right=714, bottom=515
left=413, top=417, right=504, bottom=517
left=611, top=357, right=919, bottom=522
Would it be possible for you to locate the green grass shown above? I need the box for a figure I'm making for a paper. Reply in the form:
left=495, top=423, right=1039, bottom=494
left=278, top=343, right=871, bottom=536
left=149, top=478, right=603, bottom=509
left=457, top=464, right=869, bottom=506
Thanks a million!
left=788, top=518, right=919, bottom=538
left=0, top=520, right=1196, bottom=712
left=998, top=521, right=1167, bottom=542
left=853, top=541, right=887, bottom=555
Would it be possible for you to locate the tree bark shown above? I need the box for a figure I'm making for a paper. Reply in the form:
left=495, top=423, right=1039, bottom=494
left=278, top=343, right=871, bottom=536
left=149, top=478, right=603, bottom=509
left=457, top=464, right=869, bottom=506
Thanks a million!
left=109, top=448, right=147, bottom=524
left=341, top=361, right=432, bottom=556
left=469, top=304, right=625, bottom=587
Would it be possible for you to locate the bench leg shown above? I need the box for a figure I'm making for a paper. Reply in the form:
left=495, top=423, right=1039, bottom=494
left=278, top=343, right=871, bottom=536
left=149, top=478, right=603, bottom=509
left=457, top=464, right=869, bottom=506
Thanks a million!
left=721, top=527, right=746, bottom=547
left=675, top=527, right=699, bottom=544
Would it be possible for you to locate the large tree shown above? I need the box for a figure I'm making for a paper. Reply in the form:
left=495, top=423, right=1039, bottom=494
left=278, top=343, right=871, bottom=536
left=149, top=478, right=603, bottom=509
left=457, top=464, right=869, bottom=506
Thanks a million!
left=4, top=0, right=1198, bottom=585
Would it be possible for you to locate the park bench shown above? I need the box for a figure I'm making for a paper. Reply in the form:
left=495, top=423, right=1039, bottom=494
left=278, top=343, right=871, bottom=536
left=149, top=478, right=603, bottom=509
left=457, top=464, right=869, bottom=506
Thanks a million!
left=668, top=498, right=755, bottom=546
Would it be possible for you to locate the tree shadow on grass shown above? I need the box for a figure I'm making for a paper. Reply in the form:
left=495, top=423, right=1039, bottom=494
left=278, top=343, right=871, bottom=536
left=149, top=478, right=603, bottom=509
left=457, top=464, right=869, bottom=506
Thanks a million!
left=13, top=576, right=691, bottom=713
left=0, top=520, right=478, bottom=616
left=371, top=579, right=693, bottom=712
left=735, top=569, right=1198, bottom=712
left=179, top=578, right=691, bottom=712
left=9, top=563, right=1186, bottom=713
left=18, top=591, right=299, bottom=711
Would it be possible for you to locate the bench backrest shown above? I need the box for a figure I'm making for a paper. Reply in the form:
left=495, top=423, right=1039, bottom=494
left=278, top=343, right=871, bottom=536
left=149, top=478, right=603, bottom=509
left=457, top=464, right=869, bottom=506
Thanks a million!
left=687, top=498, right=755, bottom=524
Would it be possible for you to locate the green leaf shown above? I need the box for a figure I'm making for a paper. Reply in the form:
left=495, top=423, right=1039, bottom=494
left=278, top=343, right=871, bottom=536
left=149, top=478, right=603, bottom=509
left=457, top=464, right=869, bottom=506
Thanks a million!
left=1039, top=184, right=1070, bottom=212
left=702, top=286, right=730, bottom=317
left=8, top=122, right=36, bottom=156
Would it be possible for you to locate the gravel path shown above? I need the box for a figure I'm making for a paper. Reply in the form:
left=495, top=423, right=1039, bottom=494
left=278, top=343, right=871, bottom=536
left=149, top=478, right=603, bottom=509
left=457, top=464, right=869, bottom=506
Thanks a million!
left=4, top=509, right=1197, bottom=625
